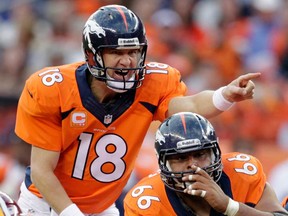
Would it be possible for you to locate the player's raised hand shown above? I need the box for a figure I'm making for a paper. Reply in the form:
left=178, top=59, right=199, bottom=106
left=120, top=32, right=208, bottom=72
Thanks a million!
left=182, top=165, right=230, bottom=213
left=222, top=72, right=261, bottom=102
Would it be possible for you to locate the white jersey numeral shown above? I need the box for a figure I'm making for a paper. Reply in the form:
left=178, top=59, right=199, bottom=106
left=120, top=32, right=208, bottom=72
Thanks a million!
left=146, top=62, right=169, bottom=74
left=72, top=133, right=127, bottom=182
left=38, top=68, right=63, bottom=86
left=132, top=185, right=160, bottom=209
left=227, top=154, right=258, bottom=175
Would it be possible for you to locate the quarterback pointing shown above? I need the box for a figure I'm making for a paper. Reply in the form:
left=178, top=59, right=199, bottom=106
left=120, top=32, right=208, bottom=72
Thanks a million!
left=15, top=4, right=259, bottom=216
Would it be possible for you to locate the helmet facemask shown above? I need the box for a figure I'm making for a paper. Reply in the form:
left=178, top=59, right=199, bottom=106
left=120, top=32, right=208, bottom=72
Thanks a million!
left=87, top=45, right=147, bottom=93
left=158, top=143, right=222, bottom=193
left=154, top=112, right=223, bottom=193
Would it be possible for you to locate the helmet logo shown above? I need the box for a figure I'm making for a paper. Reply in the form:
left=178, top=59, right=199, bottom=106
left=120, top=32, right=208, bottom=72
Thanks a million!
left=155, top=130, right=165, bottom=145
left=83, top=19, right=106, bottom=39
left=177, top=139, right=201, bottom=149
left=118, top=38, right=140, bottom=48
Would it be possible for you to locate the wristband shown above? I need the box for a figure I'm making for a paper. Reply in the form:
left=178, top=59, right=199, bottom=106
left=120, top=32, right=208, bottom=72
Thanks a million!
left=59, top=204, right=85, bottom=216
left=213, top=86, right=234, bottom=111
left=224, top=198, right=239, bottom=216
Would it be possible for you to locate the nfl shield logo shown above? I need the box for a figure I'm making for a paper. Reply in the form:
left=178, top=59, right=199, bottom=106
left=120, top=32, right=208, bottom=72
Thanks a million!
left=104, top=114, right=113, bottom=124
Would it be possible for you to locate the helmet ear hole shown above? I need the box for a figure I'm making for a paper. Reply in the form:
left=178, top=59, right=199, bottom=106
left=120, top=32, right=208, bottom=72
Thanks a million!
left=95, top=52, right=103, bottom=68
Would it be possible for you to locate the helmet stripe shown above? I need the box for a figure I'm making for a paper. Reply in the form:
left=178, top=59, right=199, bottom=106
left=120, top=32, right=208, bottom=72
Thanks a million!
left=180, top=113, right=187, bottom=134
left=115, top=6, right=128, bottom=31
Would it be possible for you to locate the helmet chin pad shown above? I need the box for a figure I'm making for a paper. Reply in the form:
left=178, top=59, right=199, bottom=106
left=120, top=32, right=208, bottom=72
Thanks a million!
left=106, top=73, right=136, bottom=93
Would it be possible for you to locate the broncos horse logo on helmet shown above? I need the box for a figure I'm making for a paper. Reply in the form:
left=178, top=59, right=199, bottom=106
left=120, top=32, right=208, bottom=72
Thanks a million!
left=83, top=19, right=106, bottom=39
left=82, top=4, right=148, bottom=92
left=83, top=19, right=106, bottom=55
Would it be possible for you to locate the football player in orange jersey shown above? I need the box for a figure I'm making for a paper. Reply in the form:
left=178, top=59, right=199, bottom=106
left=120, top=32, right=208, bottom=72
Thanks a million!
left=15, top=4, right=260, bottom=216
left=124, top=112, right=288, bottom=216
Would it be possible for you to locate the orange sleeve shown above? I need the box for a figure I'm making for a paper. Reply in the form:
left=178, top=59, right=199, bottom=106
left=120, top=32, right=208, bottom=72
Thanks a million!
left=14, top=63, right=83, bottom=151
left=222, top=152, right=266, bottom=205
left=15, top=70, right=63, bottom=151
left=144, top=62, right=187, bottom=122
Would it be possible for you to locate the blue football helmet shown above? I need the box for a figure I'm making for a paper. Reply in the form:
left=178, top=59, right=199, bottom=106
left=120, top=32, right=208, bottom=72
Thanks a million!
left=82, top=5, right=147, bottom=92
left=155, top=112, right=222, bottom=192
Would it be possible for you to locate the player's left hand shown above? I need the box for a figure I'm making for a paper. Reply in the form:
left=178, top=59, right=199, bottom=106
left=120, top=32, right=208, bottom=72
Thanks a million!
left=182, top=165, right=229, bottom=214
left=223, top=72, right=261, bottom=102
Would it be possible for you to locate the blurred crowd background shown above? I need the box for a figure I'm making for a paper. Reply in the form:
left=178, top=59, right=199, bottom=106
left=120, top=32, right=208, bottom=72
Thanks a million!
left=0, top=0, right=288, bottom=211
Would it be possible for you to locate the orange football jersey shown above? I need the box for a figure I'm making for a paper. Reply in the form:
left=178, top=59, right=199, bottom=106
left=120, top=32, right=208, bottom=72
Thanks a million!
left=15, top=61, right=186, bottom=213
left=124, top=152, right=266, bottom=216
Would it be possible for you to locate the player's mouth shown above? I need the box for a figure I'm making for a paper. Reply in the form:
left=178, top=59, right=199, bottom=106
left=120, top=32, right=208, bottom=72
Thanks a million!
left=113, top=70, right=132, bottom=81
left=115, top=70, right=129, bottom=76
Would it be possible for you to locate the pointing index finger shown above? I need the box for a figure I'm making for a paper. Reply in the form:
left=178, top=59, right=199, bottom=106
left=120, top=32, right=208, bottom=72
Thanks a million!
left=240, top=72, right=261, bottom=81
left=238, top=73, right=260, bottom=88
